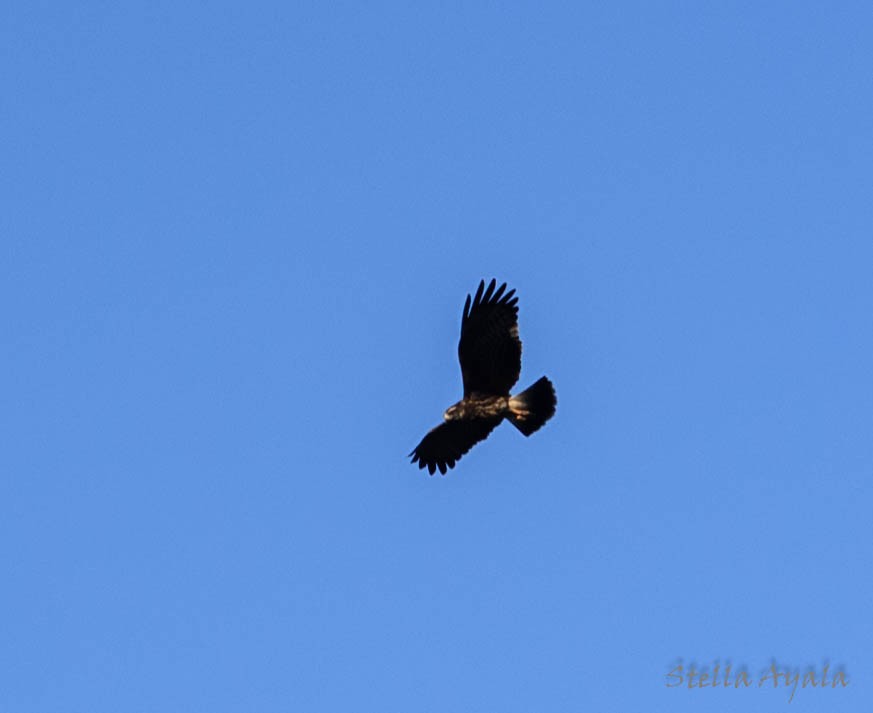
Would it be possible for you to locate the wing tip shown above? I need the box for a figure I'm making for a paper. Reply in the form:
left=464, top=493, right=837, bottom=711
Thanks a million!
left=473, top=279, right=486, bottom=308
left=467, top=278, right=516, bottom=310
left=409, top=448, right=454, bottom=477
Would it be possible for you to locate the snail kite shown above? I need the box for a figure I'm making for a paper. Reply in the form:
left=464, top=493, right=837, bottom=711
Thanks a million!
left=409, top=278, right=557, bottom=475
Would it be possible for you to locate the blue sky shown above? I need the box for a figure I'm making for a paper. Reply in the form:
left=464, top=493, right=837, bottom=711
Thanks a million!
left=3, top=2, right=871, bottom=711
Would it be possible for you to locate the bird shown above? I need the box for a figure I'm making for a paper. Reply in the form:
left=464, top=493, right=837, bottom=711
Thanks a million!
left=409, top=278, right=557, bottom=475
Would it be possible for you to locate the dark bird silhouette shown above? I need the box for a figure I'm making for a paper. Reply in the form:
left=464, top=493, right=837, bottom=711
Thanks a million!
left=409, top=279, right=557, bottom=475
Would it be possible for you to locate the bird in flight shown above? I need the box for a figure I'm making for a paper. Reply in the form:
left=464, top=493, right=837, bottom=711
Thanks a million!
left=409, top=278, right=557, bottom=475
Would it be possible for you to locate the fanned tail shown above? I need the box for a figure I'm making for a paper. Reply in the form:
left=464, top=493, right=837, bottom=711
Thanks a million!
left=508, top=376, right=557, bottom=436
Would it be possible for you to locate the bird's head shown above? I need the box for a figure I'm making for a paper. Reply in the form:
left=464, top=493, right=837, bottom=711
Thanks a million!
left=443, top=404, right=460, bottom=421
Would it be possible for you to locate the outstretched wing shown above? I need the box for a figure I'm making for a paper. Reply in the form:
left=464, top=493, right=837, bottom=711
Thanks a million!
left=458, top=279, right=521, bottom=396
left=409, top=418, right=501, bottom=475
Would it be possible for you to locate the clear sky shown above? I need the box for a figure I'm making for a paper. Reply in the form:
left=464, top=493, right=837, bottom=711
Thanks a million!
left=3, top=3, right=871, bottom=712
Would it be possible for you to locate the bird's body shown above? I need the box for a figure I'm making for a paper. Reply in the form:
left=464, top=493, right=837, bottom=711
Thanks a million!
left=409, top=279, right=557, bottom=475
left=444, top=394, right=508, bottom=422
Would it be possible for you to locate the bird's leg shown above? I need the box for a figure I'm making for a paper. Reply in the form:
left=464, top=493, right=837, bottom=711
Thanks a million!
left=511, top=406, right=529, bottom=421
